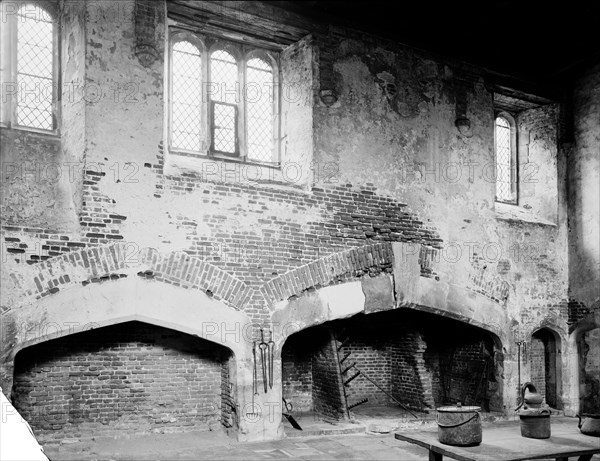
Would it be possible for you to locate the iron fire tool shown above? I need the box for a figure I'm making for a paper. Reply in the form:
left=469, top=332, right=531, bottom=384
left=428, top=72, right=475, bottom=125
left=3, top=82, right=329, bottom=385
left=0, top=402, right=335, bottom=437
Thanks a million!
left=246, top=340, right=259, bottom=419
left=268, top=329, right=275, bottom=389
left=282, top=398, right=302, bottom=430
left=516, top=340, right=526, bottom=401
left=252, top=340, right=258, bottom=395
left=259, top=328, right=268, bottom=393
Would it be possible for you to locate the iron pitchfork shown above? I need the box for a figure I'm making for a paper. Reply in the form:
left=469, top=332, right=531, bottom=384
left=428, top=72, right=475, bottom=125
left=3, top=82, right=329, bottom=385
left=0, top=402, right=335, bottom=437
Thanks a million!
left=259, top=328, right=268, bottom=393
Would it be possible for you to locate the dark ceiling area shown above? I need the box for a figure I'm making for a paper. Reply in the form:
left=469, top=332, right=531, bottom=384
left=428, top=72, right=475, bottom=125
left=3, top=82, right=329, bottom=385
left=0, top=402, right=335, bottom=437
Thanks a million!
left=272, top=0, right=600, bottom=92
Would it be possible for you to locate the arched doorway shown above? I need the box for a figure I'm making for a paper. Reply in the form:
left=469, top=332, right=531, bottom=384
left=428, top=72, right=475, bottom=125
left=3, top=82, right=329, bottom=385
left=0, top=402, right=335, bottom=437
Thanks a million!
left=11, top=321, right=235, bottom=443
left=530, top=328, right=562, bottom=409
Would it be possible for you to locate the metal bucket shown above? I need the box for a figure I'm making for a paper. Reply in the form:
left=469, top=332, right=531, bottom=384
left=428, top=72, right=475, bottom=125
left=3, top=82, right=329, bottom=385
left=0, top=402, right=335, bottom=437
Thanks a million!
left=519, top=408, right=551, bottom=439
left=437, top=404, right=482, bottom=446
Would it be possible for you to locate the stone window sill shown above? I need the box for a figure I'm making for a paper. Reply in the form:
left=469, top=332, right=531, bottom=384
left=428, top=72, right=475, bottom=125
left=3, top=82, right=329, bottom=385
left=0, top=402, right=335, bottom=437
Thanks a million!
left=1, top=125, right=61, bottom=139
left=165, top=151, right=311, bottom=191
left=495, top=201, right=556, bottom=227
left=169, top=149, right=281, bottom=170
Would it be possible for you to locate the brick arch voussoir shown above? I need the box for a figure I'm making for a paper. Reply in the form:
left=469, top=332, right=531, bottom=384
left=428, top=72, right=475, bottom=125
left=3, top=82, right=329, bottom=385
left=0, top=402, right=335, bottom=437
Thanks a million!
left=10, top=243, right=136, bottom=308
left=143, top=249, right=254, bottom=310
left=0, top=276, right=254, bottom=400
left=11, top=244, right=254, bottom=311
left=260, top=242, right=394, bottom=307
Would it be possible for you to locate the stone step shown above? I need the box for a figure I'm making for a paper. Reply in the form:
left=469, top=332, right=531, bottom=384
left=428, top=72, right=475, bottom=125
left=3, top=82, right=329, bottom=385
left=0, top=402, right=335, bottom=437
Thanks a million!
left=284, top=425, right=366, bottom=438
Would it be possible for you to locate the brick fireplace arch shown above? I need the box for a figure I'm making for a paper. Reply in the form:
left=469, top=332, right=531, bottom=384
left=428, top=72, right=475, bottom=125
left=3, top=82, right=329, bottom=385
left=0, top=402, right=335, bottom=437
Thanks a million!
left=0, top=275, right=280, bottom=441
left=0, top=242, right=521, bottom=440
left=268, top=277, right=507, bottom=431
left=262, top=243, right=512, bottom=433
left=3, top=243, right=255, bottom=312
left=272, top=278, right=509, bottom=347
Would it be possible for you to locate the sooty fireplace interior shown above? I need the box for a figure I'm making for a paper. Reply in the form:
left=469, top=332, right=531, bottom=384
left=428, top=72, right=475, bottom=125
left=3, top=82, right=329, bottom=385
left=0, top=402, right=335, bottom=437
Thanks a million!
left=282, top=310, right=503, bottom=421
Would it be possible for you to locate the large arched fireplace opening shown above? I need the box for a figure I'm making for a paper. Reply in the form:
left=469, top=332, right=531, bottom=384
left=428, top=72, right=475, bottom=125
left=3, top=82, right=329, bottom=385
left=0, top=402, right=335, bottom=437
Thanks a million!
left=281, top=309, right=503, bottom=430
left=11, top=321, right=234, bottom=443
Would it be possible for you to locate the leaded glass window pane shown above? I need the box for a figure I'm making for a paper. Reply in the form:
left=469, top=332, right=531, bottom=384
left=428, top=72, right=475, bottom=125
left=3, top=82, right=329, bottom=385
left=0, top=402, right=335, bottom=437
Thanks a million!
left=495, top=117, right=513, bottom=202
left=212, top=102, right=236, bottom=153
left=16, top=5, right=54, bottom=130
left=246, top=58, right=273, bottom=163
left=210, top=50, right=238, bottom=154
left=210, top=50, right=238, bottom=104
left=171, top=40, right=202, bottom=151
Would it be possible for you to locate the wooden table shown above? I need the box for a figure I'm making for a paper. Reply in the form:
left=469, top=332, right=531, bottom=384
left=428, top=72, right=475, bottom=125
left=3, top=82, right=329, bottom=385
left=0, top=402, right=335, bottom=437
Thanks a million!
left=394, top=420, right=600, bottom=461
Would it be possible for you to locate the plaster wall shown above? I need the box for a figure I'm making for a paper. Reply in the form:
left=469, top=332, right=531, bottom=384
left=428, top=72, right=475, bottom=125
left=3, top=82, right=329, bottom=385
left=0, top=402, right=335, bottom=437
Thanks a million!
left=0, top=0, right=587, bottom=440
left=569, top=64, right=600, bottom=313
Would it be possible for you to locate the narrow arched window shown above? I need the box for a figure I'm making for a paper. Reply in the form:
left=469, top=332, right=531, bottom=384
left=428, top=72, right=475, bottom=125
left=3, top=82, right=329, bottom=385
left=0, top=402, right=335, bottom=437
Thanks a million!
left=494, top=115, right=516, bottom=203
left=171, top=40, right=202, bottom=151
left=246, top=57, right=274, bottom=163
left=209, top=49, right=239, bottom=154
left=1, top=4, right=57, bottom=131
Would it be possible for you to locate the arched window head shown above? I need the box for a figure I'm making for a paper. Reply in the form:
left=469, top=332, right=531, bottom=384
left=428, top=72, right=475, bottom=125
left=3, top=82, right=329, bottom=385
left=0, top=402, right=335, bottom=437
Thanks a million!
left=494, top=115, right=517, bottom=203
left=171, top=40, right=202, bottom=151
left=1, top=3, right=58, bottom=131
left=210, top=50, right=238, bottom=104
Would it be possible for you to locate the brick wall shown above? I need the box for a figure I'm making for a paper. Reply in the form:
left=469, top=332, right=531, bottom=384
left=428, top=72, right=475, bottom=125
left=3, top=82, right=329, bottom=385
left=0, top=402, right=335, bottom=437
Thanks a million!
left=340, top=334, right=392, bottom=406
left=311, top=328, right=347, bottom=420
left=2, top=161, right=441, bottom=268
left=282, top=310, right=500, bottom=419
left=2, top=168, right=442, bottom=321
left=438, top=341, right=491, bottom=407
left=530, top=329, right=558, bottom=408
left=159, top=162, right=442, bottom=290
left=221, top=359, right=235, bottom=429
left=422, top=326, right=495, bottom=410
left=568, top=299, right=593, bottom=325
left=390, top=331, right=434, bottom=411
left=530, top=335, right=547, bottom=403
left=12, top=322, right=230, bottom=442
left=282, top=330, right=313, bottom=413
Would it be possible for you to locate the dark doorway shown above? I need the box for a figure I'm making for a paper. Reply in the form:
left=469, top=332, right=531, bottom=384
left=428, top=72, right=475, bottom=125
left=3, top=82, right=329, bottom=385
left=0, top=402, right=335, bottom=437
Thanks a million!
left=530, top=328, right=561, bottom=409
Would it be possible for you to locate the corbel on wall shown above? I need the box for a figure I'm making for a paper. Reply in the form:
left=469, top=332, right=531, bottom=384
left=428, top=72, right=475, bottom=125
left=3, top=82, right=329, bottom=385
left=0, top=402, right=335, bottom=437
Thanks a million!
left=455, top=83, right=473, bottom=137
left=134, top=0, right=160, bottom=67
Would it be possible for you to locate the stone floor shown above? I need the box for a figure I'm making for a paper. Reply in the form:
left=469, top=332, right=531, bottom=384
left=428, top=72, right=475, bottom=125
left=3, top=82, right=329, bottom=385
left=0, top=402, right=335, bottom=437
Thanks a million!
left=45, top=431, right=430, bottom=460
left=284, top=404, right=506, bottom=437
left=43, top=417, right=600, bottom=461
